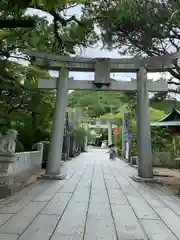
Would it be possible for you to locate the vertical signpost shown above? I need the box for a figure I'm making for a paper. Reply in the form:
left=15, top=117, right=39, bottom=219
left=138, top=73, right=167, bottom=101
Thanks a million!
left=69, top=109, right=77, bottom=157
left=63, top=111, right=69, bottom=161
left=84, top=122, right=88, bottom=151
left=123, top=114, right=131, bottom=161
left=64, top=112, right=68, bottom=136
left=70, top=110, right=76, bottom=131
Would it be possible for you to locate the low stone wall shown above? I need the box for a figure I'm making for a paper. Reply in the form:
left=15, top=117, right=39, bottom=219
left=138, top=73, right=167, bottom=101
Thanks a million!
left=0, top=143, right=43, bottom=198
left=153, top=151, right=175, bottom=168
left=130, top=152, right=176, bottom=168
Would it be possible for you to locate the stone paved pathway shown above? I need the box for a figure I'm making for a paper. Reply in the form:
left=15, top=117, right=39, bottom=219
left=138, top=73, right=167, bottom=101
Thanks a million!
left=1, top=149, right=180, bottom=239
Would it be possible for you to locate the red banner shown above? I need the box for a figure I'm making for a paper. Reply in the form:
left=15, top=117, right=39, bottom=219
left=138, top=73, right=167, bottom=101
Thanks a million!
left=113, top=127, right=119, bottom=134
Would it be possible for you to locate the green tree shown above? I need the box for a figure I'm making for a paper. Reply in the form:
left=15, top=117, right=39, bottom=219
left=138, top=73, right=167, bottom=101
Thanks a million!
left=0, top=0, right=96, bottom=53
left=83, top=0, right=180, bottom=92
left=0, top=60, right=56, bottom=149
left=68, top=91, right=125, bottom=118
left=0, top=0, right=96, bottom=149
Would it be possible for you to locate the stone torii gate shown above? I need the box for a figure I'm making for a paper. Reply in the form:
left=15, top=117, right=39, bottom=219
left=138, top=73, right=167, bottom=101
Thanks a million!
left=28, top=51, right=175, bottom=180
left=82, top=117, right=118, bottom=144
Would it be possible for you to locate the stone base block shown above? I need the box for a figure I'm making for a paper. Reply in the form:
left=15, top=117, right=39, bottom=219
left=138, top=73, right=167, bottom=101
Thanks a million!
left=0, top=144, right=44, bottom=199
left=132, top=176, right=161, bottom=184
left=0, top=168, right=42, bottom=199
left=0, top=184, right=22, bottom=199
left=39, top=172, right=66, bottom=180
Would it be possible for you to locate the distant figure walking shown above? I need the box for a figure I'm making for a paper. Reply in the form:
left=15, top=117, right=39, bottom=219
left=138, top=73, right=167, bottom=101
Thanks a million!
left=108, top=143, right=116, bottom=161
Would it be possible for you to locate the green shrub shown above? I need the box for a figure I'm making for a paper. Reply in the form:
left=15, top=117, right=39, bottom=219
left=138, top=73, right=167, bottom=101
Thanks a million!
left=15, top=140, right=24, bottom=153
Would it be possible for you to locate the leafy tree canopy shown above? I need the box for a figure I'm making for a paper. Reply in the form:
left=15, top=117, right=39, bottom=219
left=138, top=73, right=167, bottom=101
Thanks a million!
left=0, top=0, right=96, bottom=149
left=0, top=0, right=96, bottom=54
left=83, top=0, right=180, bottom=92
left=68, top=90, right=125, bottom=118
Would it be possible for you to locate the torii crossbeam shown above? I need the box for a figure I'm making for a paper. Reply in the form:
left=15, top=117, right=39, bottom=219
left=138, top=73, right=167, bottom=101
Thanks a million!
left=38, top=77, right=167, bottom=92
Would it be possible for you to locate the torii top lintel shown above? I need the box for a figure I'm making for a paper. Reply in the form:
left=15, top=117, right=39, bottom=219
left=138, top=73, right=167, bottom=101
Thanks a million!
left=28, top=50, right=180, bottom=73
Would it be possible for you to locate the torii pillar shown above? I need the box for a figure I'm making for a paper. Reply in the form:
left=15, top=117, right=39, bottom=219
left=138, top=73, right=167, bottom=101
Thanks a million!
left=136, top=67, right=153, bottom=179
left=41, top=68, right=69, bottom=180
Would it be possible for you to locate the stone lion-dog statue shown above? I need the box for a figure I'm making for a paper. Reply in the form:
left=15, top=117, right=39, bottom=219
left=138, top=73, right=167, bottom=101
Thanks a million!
left=0, top=129, right=18, bottom=154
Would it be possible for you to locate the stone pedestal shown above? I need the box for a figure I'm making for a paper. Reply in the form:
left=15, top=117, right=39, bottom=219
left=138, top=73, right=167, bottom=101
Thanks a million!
left=0, top=153, right=19, bottom=198
left=0, top=143, right=44, bottom=198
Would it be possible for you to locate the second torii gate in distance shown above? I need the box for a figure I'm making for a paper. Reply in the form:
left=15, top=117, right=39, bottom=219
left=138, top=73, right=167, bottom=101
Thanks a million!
left=28, top=51, right=172, bottom=180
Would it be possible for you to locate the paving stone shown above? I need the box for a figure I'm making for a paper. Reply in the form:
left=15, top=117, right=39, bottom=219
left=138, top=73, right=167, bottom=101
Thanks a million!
left=0, top=195, right=18, bottom=205
left=91, top=188, right=107, bottom=195
left=42, top=193, right=71, bottom=215
left=32, top=181, right=66, bottom=202
left=116, top=182, right=138, bottom=197
left=0, top=201, right=30, bottom=214
left=18, top=214, right=59, bottom=240
left=127, top=195, right=159, bottom=219
left=71, top=188, right=90, bottom=203
left=105, top=179, right=121, bottom=189
left=77, top=180, right=91, bottom=189
left=148, top=188, right=180, bottom=213
left=51, top=234, right=83, bottom=240
left=91, top=179, right=105, bottom=188
left=110, top=170, right=159, bottom=219
left=0, top=214, right=13, bottom=226
left=0, top=181, right=51, bottom=213
left=154, top=207, right=180, bottom=239
left=2, top=150, right=180, bottom=239
left=88, top=202, right=111, bottom=217
left=149, top=186, right=171, bottom=197
left=85, top=215, right=115, bottom=235
left=0, top=201, right=46, bottom=234
left=0, top=181, right=50, bottom=204
left=59, top=175, right=83, bottom=193
left=110, top=169, right=130, bottom=187
left=53, top=202, right=88, bottom=236
left=0, top=234, right=19, bottom=240
left=129, top=182, right=166, bottom=209
left=90, top=193, right=108, bottom=204
left=84, top=233, right=117, bottom=240
left=111, top=204, right=148, bottom=240
left=107, top=189, right=128, bottom=205
left=140, top=219, right=178, bottom=240
left=159, top=196, right=180, bottom=216
left=117, top=166, right=176, bottom=211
